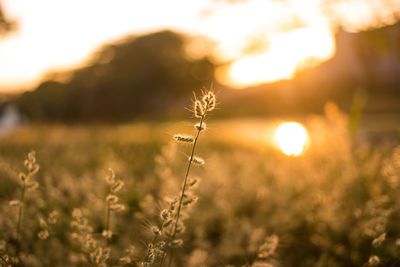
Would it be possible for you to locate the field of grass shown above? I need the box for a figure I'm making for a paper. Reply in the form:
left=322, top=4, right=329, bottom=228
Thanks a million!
left=0, top=105, right=400, bottom=266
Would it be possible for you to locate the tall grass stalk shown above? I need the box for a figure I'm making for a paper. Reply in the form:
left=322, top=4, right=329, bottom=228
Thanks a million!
left=16, top=179, right=26, bottom=241
left=159, top=90, right=216, bottom=266
left=0, top=254, right=9, bottom=266
left=12, top=151, right=39, bottom=241
left=103, top=169, right=125, bottom=240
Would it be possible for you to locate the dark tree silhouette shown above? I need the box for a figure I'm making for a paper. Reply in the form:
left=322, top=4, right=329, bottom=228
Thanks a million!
left=16, top=30, right=215, bottom=122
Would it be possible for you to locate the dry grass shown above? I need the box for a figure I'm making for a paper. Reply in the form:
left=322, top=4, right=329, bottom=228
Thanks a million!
left=0, top=102, right=399, bottom=266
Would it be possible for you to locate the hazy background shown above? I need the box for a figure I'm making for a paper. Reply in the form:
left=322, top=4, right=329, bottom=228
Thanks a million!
left=2, top=1, right=400, bottom=266
left=0, top=0, right=399, bottom=123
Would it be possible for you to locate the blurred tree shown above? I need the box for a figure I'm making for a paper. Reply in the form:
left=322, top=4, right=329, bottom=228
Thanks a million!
left=16, top=30, right=215, bottom=122
left=0, top=3, right=15, bottom=36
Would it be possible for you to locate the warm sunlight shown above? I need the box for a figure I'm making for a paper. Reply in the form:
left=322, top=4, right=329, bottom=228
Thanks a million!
left=0, top=0, right=207, bottom=92
left=1, top=0, right=400, bottom=265
left=217, top=27, right=335, bottom=88
left=275, top=122, right=308, bottom=156
left=0, top=0, right=398, bottom=91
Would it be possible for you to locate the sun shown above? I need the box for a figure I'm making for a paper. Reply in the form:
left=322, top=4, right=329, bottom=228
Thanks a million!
left=216, top=26, right=335, bottom=88
left=274, top=122, right=308, bottom=156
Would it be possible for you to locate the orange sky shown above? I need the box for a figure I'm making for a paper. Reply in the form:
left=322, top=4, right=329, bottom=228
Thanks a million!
left=0, top=0, right=398, bottom=92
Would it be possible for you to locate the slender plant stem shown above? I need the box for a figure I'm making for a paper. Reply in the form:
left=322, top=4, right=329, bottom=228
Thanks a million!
left=141, top=217, right=167, bottom=264
left=160, top=106, right=208, bottom=267
left=106, top=185, right=111, bottom=232
left=104, top=185, right=112, bottom=244
left=174, top=112, right=205, bottom=236
left=105, top=204, right=110, bottom=233
left=16, top=181, right=26, bottom=241
left=150, top=220, right=165, bottom=246
left=0, top=254, right=9, bottom=265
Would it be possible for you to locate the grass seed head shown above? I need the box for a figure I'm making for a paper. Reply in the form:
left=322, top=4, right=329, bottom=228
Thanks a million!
left=368, top=255, right=380, bottom=266
left=27, top=151, right=36, bottom=163
left=258, top=235, right=279, bottom=259
left=30, top=164, right=39, bottom=176
left=171, top=239, right=183, bottom=247
left=111, top=180, right=124, bottom=193
left=188, top=177, right=200, bottom=187
left=26, top=180, right=39, bottom=190
left=72, top=208, right=83, bottom=220
left=174, top=134, right=194, bottom=143
left=372, top=233, right=386, bottom=247
left=102, top=230, right=113, bottom=239
left=151, top=226, right=161, bottom=235
left=39, top=217, right=47, bottom=228
left=202, top=91, right=216, bottom=111
left=106, top=194, right=119, bottom=204
left=160, top=209, right=169, bottom=220
left=110, top=204, right=126, bottom=212
left=38, top=230, right=49, bottom=240
left=9, top=200, right=21, bottom=207
left=194, top=100, right=204, bottom=118
left=163, top=219, right=173, bottom=228
left=48, top=210, right=59, bottom=224
left=19, top=173, right=26, bottom=182
left=195, top=122, right=206, bottom=131
left=183, top=196, right=198, bottom=206
left=24, top=151, right=39, bottom=174
left=106, top=168, right=116, bottom=184
left=191, top=156, right=205, bottom=165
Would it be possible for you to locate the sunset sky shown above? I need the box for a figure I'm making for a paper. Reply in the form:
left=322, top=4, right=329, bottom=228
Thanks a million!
left=0, top=0, right=398, bottom=92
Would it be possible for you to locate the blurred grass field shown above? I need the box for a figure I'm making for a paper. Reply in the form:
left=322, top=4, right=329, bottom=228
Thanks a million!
left=1, top=1, right=400, bottom=266
left=1, top=107, right=400, bottom=266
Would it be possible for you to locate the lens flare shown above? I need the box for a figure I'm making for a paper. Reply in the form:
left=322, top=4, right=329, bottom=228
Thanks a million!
left=274, top=122, right=308, bottom=156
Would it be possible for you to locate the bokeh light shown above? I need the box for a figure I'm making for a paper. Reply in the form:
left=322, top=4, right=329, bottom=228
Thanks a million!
left=275, top=122, right=308, bottom=156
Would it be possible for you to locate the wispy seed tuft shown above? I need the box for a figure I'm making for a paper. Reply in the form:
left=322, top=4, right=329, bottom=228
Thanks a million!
left=368, top=255, right=380, bottom=266
left=174, top=134, right=194, bottom=143
left=194, top=122, right=206, bottom=131
left=194, top=100, right=204, bottom=118
left=191, top=156, right=205, bottom=165
left=202, top=91, right=216, bottom=111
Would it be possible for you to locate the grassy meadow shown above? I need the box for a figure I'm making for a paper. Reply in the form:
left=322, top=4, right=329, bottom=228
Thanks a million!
left=1, top=103, right=400, bottom=266
left=1, top=1, right=400, bottom=266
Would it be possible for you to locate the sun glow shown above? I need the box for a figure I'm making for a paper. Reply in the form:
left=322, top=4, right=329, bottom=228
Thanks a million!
left=0, top=0, right=396, bottom=91
left=275, top=122, right=308, bottom=156
left=217, top=27, right=335, bottom=88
